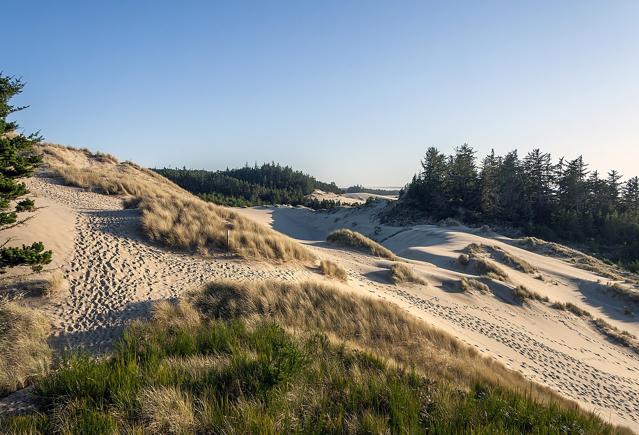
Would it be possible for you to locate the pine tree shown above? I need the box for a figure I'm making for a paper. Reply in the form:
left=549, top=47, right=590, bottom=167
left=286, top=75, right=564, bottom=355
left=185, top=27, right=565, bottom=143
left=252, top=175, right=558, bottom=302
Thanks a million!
left=445, top=144, right=479, bottom=214
left=479, top=149, right=500, bottom=219
left=0, top=74, right=52, bottom=272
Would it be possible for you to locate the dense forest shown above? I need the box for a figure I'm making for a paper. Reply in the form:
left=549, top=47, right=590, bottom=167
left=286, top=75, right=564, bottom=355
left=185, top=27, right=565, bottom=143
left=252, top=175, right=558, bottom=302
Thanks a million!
left=155, top=163, right=342, bottom=208
left=398, top=144, right=639, bottom=271
left=344, top=185, right=401, bottom=196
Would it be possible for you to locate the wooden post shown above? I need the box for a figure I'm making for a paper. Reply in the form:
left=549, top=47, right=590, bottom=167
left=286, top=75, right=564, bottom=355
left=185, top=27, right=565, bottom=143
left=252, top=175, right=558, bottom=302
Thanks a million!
left=226, top=223, right=233, bottom=253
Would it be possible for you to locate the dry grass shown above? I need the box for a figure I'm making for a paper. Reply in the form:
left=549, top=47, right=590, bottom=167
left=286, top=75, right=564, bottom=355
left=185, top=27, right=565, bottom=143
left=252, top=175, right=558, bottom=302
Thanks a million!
left=549, top=301, right=638, bottom=354
left=42, top=271, right=68, bottom=297
left=190, top=279, right=580, bottom=408
left=518, top=236, right=627, bottom=281
left=606, top=281, right=639, bottom=304
left=139, top=386, right=196, bottom=433
left=326, top=229, right=397, bottom=260
left=389, top=263, right=426, bottom=285
left=0, top=301, right=51, bottom=395
left=465, top=243, right=537, bottom=274
left=40, top=144, right=314, bottom=263
left=460, top=277, right=489, bottom=293
left=458, top=253, right=510, bottom=281
left=512, top=285, right=549, bottom=303
left=318, top=259, right=347, bottom=281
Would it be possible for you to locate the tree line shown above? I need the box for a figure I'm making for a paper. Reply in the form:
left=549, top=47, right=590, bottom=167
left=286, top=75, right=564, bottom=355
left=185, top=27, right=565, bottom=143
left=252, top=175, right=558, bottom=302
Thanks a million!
left=400, top=144, right=639, bottom=270
left=155, top=164, right=343, bottom=209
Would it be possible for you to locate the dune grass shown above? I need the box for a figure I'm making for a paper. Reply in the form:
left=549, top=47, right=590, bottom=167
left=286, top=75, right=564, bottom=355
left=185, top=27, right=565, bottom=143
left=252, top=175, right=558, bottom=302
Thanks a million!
left=518, top=236, right=627, bottom=281
left=458, top=253, right=510, bottom=282
left=513, top=285, right=549, bottom=303
left=2, top=280, right=625, bottom=434
left=0, top=300, right=51, bottom=396
left=549, top=301, right=638, bottom=354
left=318, top=259, right=348, bottom=281
left=466, top=243, right=537, bottom=274
left=460, top=277, right=490, bottom=293
left=326, top=228, right=398, bottom=260
left=40, top=144, right=314, bottom=263
left=389, top=262, right=426, bottom=285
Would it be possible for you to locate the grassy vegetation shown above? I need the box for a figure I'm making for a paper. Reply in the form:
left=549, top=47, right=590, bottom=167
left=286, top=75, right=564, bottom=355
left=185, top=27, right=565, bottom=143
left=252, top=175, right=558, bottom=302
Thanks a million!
left=512, top=285, right=550, bottom=303
left=466, top=243, right=537, bottom=274
left=549, top=301, right=638, bottom=355
left=0, top=300, right=51, bottom=396
left=1, top=281, right=625, bottom=434
left=460, top=277, right=490, bottom=293
left=41, top=144, right=314, bottom=263
left=518, top=237, right=627, bottom=281
left=389, top=263, right=426, bottom=285
left=318, top=259, right=347, bottom=281
left=458, top=253, right=510, bottom=282
left=326, top=228, right=398, bottom=260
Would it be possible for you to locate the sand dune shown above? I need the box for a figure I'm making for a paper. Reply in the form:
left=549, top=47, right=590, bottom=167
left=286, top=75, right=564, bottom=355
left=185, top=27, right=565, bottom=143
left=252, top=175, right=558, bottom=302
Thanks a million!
left=1, top=161, right=638, bottom=430
left=236, top=205, right=639, bottom=430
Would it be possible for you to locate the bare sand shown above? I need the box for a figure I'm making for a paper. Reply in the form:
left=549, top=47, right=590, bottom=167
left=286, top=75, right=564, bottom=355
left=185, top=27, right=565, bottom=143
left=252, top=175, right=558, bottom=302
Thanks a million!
left=1, top=174, right=638, bottom=430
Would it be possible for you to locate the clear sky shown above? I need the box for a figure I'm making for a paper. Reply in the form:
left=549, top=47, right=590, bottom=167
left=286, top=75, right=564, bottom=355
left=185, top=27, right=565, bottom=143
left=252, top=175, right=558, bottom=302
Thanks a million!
left=4, top=0, right=639, bottom=187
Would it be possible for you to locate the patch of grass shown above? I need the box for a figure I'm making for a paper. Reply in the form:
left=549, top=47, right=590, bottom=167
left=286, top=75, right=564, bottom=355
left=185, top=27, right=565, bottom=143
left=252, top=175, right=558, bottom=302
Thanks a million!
left=465, top=243, right=537, bottom=274
left=0, top=300, right=51, bottom=396
left=518, top=236, right=627, bottom=281
left=318, top=259, right=347, bottom=281
left=549, top=301, right=638, bottom=354
left=42, top=270, right=67, bottom=297
left=512, top=285, right=549, bottom=303
left=460, top=277, right=490, bottom=293
left=2, top=289, right=624, bottom=434
left=458, top=254, right=510, bottom=282
left=605, top=281, right=639, bottom=304
left=389, top=263, right=426, bottom=285
left=41, top=144, right=315, bottom=263
left=326, top=228, right=397, bottom=260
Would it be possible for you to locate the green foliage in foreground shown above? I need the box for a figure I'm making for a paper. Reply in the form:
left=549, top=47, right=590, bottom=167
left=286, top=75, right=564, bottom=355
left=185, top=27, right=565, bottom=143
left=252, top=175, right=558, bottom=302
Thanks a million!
left=1, top=317, right=616, bottom=434
left=0, top=73, right=51, bottom=273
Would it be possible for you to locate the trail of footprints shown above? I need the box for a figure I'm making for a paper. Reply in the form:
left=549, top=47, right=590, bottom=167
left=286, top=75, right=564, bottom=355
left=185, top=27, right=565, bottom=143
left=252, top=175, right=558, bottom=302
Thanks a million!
left=44, top=192, right=303, bottom=353
left=29, top=176, right=639, bottom=427
left=384, top=285, right=639, bottom=424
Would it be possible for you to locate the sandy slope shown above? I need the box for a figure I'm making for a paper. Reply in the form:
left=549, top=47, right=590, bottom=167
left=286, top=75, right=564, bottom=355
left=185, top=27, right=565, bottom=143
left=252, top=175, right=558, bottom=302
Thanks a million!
left=9, top=176, right=312, bottom=355
left=1, top=174, right=638, bottom=430
left=237, top=204, right=639, bottom=430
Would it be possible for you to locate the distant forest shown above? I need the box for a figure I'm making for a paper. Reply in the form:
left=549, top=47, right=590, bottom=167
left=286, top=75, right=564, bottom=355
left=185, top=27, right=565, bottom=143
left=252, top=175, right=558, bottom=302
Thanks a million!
left=155, top=163, right=343, bottom=209
left=344, top=185, right=401, bottom=196
left=397, top=144, right=639, bottom=270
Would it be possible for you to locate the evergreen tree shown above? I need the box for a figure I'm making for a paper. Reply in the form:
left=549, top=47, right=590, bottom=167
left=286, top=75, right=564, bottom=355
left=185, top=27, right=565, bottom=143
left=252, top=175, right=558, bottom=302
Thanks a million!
left=479, top=149, right=500, bottom=219
left=445, top=144, right=479, bottom=214
left=0, top=74, right=52, bottom=272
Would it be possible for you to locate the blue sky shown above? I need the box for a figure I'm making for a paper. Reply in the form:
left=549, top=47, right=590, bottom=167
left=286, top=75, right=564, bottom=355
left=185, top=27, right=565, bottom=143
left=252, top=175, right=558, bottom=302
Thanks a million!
left=4, top=1, right=639, bottom=186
